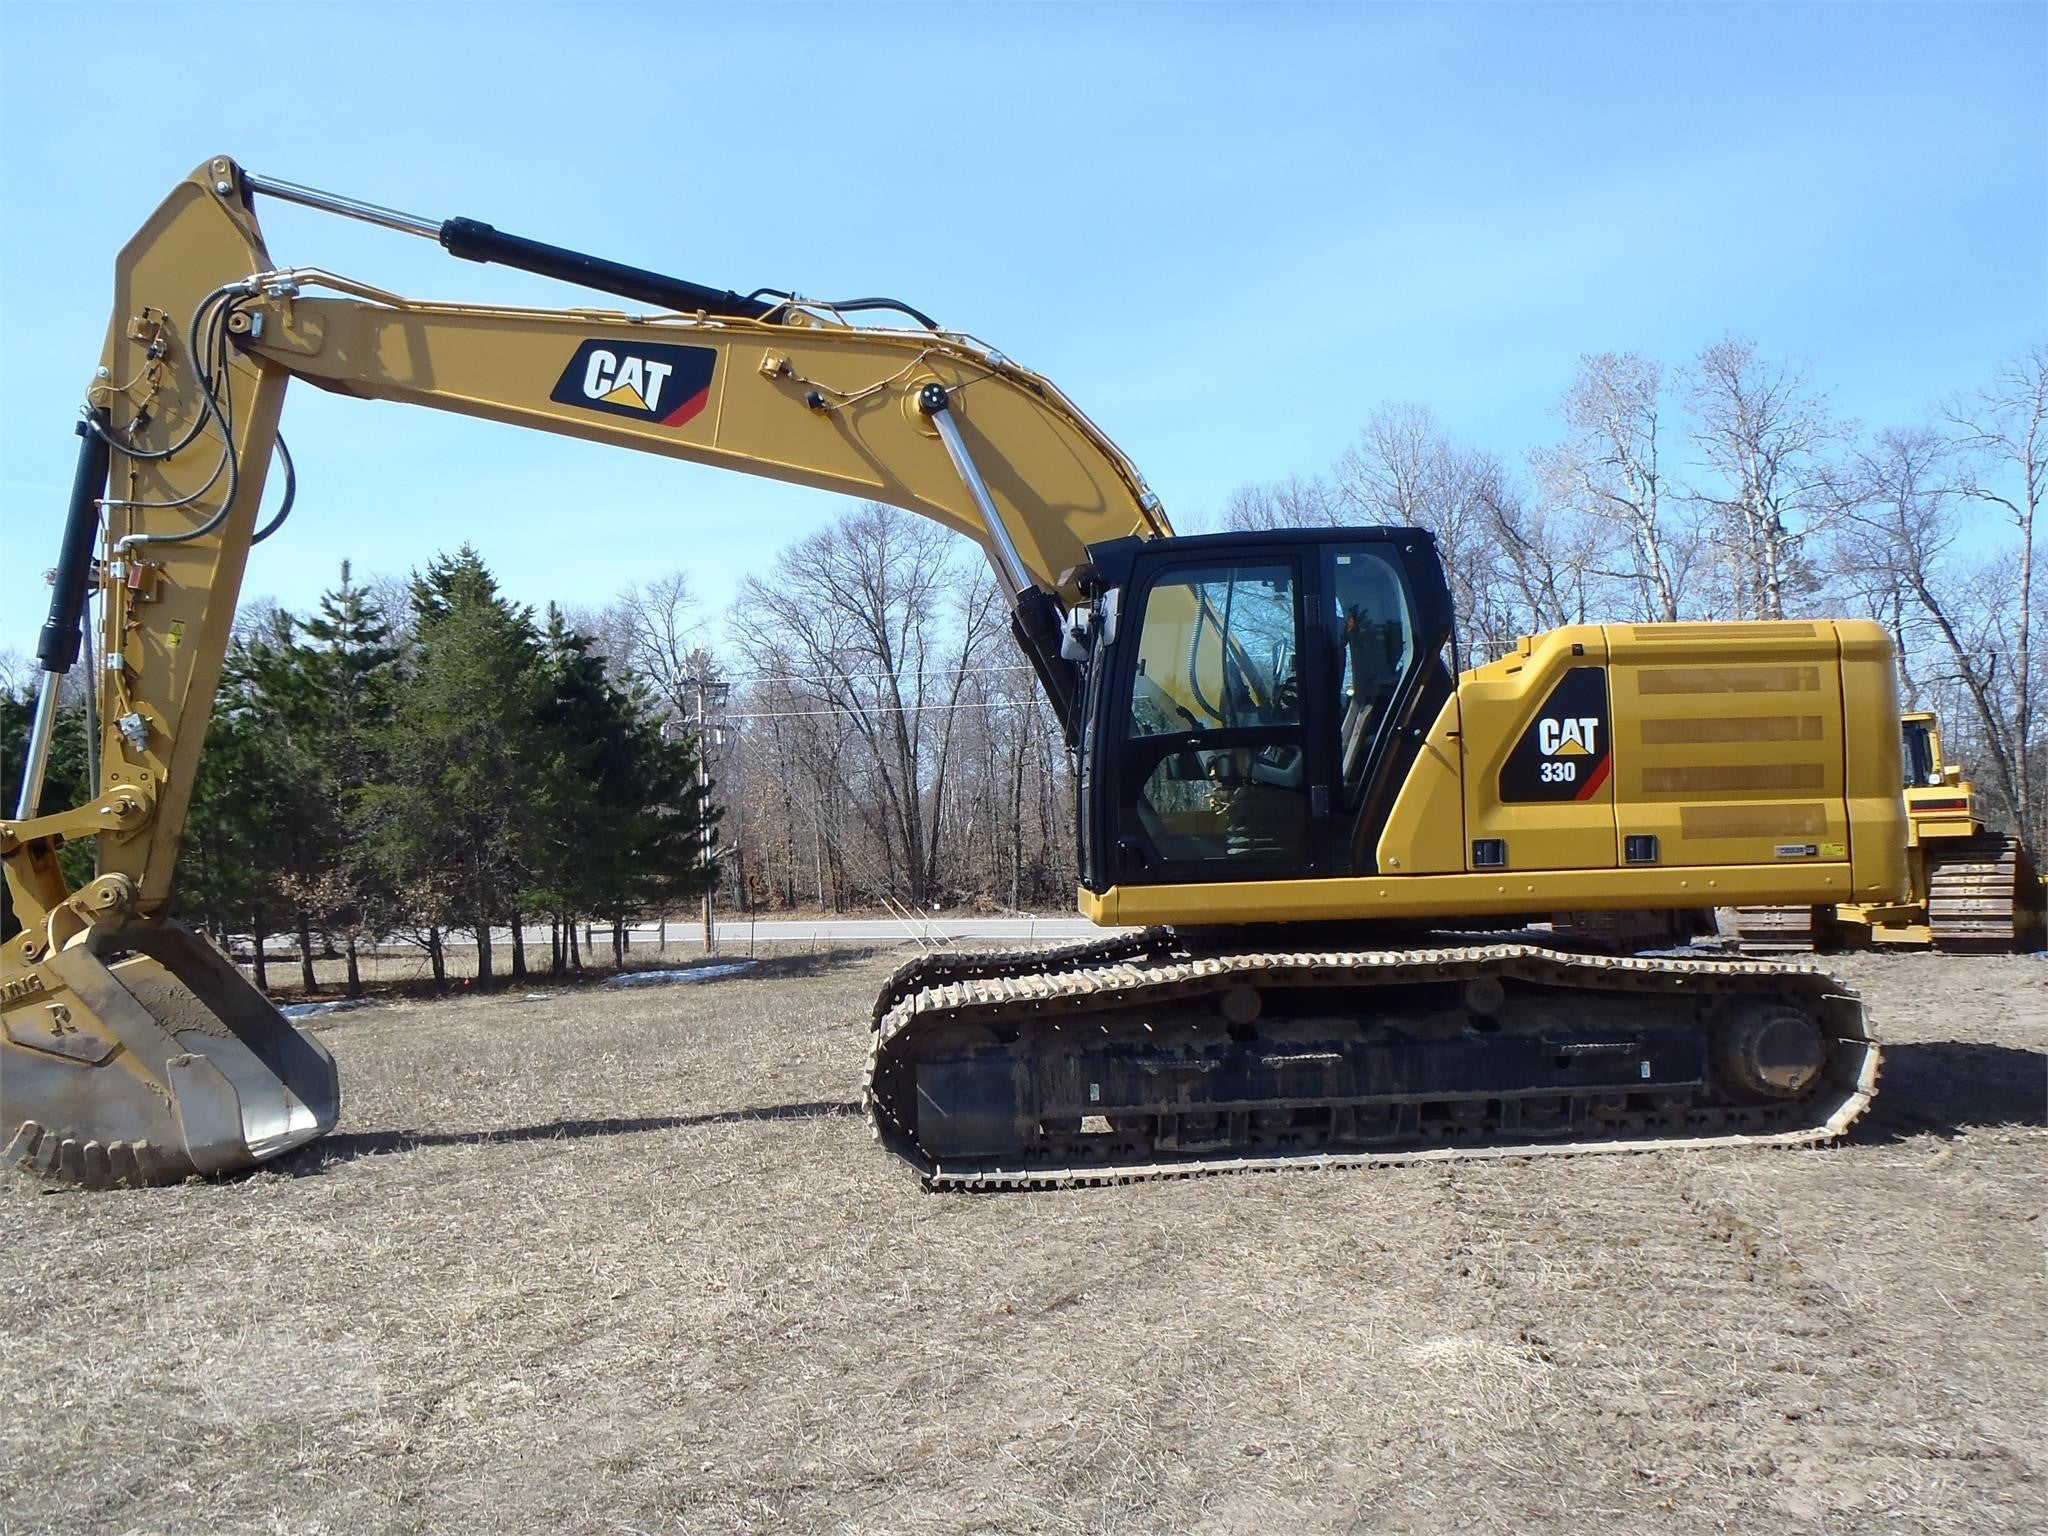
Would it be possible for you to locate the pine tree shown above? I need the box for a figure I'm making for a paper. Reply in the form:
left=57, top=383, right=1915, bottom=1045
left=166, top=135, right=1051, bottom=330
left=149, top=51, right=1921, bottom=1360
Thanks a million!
left=527, top=608, right=610, bottom=972
left=0, top=676, right=94, bottom=942
left=240, top=610, right=338, bottom=990
left=620, top=705, right=717, bottom=954
left=369, top=547, right=545, bottom=987
left=298, top=562, right=400, bottom=996
left=533, top=607, right=715, bottom=968
left=176, top=625, right=314, bottom=990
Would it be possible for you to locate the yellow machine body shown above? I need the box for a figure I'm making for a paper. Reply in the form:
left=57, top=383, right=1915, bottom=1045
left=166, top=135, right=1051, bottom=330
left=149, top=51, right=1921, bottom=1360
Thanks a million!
left=1086, top=621, right=1906, bottom=925
left=1735, top=709, right=2044, bottom=953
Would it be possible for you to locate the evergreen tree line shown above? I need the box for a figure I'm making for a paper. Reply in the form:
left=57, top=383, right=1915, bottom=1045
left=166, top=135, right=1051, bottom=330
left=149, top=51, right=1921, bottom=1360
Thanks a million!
left=4, top=547, right=712, bottom=994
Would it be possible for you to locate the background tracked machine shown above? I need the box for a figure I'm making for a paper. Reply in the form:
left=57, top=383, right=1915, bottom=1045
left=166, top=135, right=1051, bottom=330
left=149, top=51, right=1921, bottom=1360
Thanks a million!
left=1734, top=711, right=2046, bottom=955
left=3, top=159, right=1907, bottom=1192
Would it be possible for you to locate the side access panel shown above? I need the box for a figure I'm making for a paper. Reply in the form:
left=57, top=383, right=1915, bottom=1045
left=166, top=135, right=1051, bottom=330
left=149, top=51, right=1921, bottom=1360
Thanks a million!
left=1605, top=618, right=1903, bottom=908
left=1607, top=622, right=1847, bottom=870
left=1458, top=627, right=1618, bottom=873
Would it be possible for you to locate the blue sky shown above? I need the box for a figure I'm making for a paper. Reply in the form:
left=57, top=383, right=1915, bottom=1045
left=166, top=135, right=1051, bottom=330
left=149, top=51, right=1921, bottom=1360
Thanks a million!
left=3, top=2, right=2041, bottom=657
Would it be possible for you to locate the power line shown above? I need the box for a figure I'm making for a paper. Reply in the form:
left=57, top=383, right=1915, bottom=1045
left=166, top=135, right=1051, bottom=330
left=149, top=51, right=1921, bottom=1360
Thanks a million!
left=726, top=697, right=1046, bottom=722
left=715, top=662, right=1036, bottom=689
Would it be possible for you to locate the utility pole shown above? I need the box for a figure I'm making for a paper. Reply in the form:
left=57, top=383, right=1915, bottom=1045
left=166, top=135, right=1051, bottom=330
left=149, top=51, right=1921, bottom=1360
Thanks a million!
left=685, top=653, right=729, bottom=954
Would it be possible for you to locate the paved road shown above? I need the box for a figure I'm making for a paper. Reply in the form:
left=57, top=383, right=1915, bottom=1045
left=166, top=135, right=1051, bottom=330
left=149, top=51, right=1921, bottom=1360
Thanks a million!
left=621, top=915, right=1114, bottom=946
left=245, top=915, right=1117, bottom=959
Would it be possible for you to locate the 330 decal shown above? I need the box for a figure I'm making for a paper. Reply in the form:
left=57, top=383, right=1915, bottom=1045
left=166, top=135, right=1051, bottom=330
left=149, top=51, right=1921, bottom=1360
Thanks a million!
left=1499, top=667, right=1612, bottom=802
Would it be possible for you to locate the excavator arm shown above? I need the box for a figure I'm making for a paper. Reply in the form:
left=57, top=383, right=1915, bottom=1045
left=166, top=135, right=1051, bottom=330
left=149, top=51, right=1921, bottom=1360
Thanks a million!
left=1, top=156, right=1168, bottom=1184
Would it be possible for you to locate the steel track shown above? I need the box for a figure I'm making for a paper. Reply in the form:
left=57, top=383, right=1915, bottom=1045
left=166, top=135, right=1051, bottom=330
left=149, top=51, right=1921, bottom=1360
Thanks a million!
left=863, top=936, right=1879, bottom=1191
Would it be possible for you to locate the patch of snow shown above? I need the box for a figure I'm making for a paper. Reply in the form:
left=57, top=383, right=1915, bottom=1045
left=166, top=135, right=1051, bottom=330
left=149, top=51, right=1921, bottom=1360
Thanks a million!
left=278, top=998, right=377, bottom=1020
left=605, top=961, right=758, bottom=988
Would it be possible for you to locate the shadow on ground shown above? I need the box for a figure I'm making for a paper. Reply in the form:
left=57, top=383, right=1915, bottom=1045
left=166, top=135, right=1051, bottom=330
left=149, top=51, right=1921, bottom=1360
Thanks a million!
left=273, top=1043, right=2040, bottom=1176
left=281, top=1100, right=862, bottom=1173
left=1854, top=1040, right=2047, bottom=1142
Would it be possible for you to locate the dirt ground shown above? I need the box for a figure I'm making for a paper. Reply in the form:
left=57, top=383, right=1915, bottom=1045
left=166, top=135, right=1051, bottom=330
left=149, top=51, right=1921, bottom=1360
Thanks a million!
left=2, top=948, right=2042, bottom=1536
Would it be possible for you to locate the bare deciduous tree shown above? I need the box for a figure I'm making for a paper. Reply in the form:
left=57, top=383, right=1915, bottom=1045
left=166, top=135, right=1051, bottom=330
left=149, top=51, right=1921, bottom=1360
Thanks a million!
left=1482, top=468, right=1602, bottom=635
left=1540, top=352, right=1690, bottom=622
left=1223, top=403, right=1582, bottom=658
left=608, top=571, right=704, bottom=725
left=1219, top=473, right=1340, bottom=531
left=1834, top=421, right=2043, bottom=857
left=728, top=503, right=1001, bottom=906
left=1940, top=342, right=2045, bottom=848
left=728, top=652, right=863, bottom=911
left=1686, top=337, right=1840, bottom=619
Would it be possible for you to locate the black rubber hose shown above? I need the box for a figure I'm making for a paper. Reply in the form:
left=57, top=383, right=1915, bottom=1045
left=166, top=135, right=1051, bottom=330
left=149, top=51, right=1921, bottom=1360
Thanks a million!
left=82, top=287, right=236, bottom=462
left=745, top=289, right=942, bottom=331
left=249, top=433, right=296, bottom=546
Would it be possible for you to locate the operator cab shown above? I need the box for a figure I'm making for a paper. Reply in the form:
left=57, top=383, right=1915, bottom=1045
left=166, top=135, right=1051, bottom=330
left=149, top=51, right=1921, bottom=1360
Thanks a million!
left=1073, top=528, right=1456, bottom=894
left=1901, top=713, right=1941, bottom=788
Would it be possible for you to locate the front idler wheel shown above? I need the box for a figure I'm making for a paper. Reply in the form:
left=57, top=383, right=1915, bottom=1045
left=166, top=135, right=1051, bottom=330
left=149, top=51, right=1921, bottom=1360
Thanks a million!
left=1713, top=1002, right=1827, bottom=1099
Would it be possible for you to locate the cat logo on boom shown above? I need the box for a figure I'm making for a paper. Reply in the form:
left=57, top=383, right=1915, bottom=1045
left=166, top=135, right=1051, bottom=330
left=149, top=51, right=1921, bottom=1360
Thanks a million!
left=550, top=340, right=717, bottom=428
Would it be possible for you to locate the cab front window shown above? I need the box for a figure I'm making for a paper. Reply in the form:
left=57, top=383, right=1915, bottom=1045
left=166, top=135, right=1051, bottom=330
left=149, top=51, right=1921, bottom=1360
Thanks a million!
left=1120, top=562, right=1307, bottom=868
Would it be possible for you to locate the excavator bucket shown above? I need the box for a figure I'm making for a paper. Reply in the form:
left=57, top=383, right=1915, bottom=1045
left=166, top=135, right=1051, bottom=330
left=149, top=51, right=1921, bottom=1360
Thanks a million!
left=2, top=921, right=339, bottom=1187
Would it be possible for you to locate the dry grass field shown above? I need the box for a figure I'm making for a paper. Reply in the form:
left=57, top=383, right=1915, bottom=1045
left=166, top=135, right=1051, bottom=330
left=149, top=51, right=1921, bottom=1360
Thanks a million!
left=2, top=948, right=2043, bottom=1535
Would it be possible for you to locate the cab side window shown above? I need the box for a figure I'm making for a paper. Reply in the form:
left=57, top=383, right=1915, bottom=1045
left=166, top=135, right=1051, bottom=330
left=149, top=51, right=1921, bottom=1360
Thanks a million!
left=1126, top=566, right=1299, bottom=739
left=1328, top=549, right=1415, bottom=809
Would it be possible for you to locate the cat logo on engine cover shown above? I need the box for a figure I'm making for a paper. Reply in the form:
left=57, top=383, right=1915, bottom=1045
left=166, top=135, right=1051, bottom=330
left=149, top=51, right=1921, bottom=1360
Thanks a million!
left=1500, top=666, right=1612, bottom=802
left=551, top=340, right=717, bottom=427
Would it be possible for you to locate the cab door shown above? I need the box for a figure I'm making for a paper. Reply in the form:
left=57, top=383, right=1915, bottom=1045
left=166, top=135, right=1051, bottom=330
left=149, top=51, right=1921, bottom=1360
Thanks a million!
left=1102, top=552, right=1321, bottom=884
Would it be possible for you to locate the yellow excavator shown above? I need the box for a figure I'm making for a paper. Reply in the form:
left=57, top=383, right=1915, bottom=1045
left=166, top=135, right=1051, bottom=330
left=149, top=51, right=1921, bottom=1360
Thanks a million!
left=1735, top=711, right=2046, bottom=953
left=4, top=158, right=1906, bottom=1191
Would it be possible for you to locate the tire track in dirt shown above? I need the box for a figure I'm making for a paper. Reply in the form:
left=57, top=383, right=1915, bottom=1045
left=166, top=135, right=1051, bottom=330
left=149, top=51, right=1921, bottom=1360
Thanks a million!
left=1652, top=1160, right=2043, bottom=1533
left=1421, top=1152, right=1875, bottom=1525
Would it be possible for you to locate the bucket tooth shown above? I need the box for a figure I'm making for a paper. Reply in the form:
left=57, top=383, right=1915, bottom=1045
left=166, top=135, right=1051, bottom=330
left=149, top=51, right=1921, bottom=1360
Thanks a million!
left=2, top=1121, right=45, bottom=1171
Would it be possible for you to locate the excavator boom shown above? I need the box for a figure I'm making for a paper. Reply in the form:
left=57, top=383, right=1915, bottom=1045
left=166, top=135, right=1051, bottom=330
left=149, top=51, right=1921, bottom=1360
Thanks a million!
left=38, top=157, right=1164, bottom=896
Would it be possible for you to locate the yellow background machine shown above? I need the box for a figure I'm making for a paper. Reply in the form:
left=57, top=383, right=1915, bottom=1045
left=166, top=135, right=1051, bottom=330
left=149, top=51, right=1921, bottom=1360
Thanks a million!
left=1737, top=711, right=2046, bottom=953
